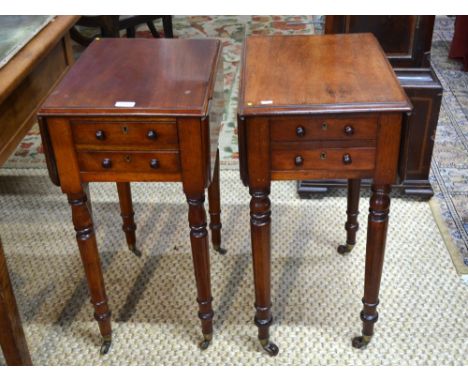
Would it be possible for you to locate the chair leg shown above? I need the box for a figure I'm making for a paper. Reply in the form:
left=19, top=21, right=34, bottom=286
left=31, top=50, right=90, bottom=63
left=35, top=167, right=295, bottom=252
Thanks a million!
left=116, top=182, right=140, bottom=257
left=338, top=179, right=361, bottom=255
left=126, top=27, right=136, bottom=38
left=162, top=16, right=174, bottom=38
left=146, top=22, right=160, bottom=38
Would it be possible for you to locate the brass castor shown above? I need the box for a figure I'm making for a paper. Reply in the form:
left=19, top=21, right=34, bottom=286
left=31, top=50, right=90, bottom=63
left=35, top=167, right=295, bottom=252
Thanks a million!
left=100, top=335, right=112, bottom=355
left=337, top=243, right=354, bottom=255
left=213, top=245, right=227, bottom=255
left=199, top=333, right=212, bottom=350
left=128, top=244, right=142, bottom=257
left=352, top=335, right=372, bottom=349
left=260, top=338, right=279, bottom=356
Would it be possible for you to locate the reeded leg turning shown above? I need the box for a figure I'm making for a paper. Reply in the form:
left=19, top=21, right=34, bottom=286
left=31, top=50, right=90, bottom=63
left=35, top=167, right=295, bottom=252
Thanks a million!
left=338, top=179, right=361, bottom=255
left=186, top=194, right=214, bottom=350
left=116, top=182, right=140, bottom=257
left=352, top=184, right=391, bottom=349
left=250, top=189, right=278, bottom=356
left=68, top=191, right=112, bottom=354
left=208, top=150, right=226, bottom=255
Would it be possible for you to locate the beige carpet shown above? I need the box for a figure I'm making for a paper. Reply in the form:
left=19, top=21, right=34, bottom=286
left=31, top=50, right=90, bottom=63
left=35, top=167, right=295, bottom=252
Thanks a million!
left=0, top=168, right=466, bottom=365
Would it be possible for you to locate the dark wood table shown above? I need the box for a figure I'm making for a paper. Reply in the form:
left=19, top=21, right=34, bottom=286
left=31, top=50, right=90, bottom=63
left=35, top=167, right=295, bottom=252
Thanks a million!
left=38, top=38, right=225, bottom=354
left=238, top=34, right=412, bottom=355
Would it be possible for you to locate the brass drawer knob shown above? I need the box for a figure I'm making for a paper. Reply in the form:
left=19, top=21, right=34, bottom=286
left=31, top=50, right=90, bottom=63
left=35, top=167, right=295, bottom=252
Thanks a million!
left=343, top=153, right=352, bottom=165
left=296, top=126, right=305, bottom=137
left=149, top=159, right=159, bottom=169
left=95, top=130, right=106, bottom=140
left=294, top=155, right=304, bottom=166
left=147, top=130, right=158, bottom=140
left=344, top=125, right=354, bottom=136
left=102, top=158, right=112, bottom=169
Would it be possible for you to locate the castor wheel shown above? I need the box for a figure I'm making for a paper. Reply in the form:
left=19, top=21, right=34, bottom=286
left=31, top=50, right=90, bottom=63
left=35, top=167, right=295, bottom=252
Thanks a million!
left=199, top=333, right=212, bottom=350
left=100, top=335, right=112, bottom=355
left=260, top=338, right=279, bottom=356
left=128, top=244, right=142, bottom=257
left=337, top=243, right=354, bottom=255
left=213, top=245, right=227, bottom=255
left=352, top=335, right=372, bottom=349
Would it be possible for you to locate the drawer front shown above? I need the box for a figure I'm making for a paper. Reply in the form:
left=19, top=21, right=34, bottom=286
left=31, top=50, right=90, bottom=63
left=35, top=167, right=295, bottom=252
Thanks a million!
left=271, top=147, right=376, bottom=171
left=270, top=116, right=378, bottom=142
left=77, top=151, right=180, bottom=174
left=71, top=121, right=178, bottom=150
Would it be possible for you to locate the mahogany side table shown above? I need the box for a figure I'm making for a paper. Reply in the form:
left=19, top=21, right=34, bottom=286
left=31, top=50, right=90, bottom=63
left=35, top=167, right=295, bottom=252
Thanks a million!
left=238, top=34, right=412, bottom=355
left=38, top=38, right=225, bottom=354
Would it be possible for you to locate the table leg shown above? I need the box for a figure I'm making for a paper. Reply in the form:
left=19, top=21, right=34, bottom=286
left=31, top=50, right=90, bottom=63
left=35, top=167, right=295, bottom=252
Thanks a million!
left=0, top=237, right=32, bottom=365
left=352, top=184, right=391, bottom=349
left=208, top=150, right=226, bottom=255
left=116, top=182, right=140, bottom=257
left=338, top=179, right=361, bottom=255
left=186, top=192, right=214, bottom=350
left=250, top=188, right=279, bottom=356
left=67, top=191, right=112, bottom=354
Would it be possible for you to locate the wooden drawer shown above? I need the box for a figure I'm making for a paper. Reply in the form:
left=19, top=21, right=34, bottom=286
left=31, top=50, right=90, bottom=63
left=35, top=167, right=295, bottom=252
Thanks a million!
left=271, top=147, right=376, bottom=171
left=71, top=120, right=178, bottom=150
left=77, top=151, right=180, bottom=174
left=270, top=116, right=377, bottom=142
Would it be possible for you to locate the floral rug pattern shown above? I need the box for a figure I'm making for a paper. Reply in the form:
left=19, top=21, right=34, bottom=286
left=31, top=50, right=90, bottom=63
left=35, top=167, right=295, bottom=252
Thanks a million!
left=3, top=16, right=467, bottom=274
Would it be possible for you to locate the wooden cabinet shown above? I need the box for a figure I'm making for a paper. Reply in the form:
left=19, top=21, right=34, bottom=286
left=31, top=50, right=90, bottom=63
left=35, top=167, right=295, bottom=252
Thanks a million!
left=397, top=68, right=443, bottom=195
left=325, top=16, right=435, bottom=68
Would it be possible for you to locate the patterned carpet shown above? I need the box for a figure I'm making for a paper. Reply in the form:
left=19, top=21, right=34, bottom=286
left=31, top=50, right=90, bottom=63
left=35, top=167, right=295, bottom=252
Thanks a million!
left=2, top=16, right=467, bottom=275
left=0, top=170, right=466, bottom=365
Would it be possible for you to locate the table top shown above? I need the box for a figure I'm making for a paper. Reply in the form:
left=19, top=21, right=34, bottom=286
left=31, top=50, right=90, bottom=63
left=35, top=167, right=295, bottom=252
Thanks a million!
left=40, top=38, right=222, bottom=117
left=239, top=33, right=412, bottom=116
left=0, top=15, right=78, bottom=105
left=0, top=16, right=54, bottom=70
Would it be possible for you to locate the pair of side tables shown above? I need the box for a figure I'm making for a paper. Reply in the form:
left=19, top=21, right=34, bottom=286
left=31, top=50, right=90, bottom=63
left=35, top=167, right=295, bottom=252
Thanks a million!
left=37, top=35, right=411, bottom=357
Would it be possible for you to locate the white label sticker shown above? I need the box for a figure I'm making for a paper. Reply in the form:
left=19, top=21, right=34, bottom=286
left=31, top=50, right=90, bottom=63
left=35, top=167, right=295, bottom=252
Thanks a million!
left=260, top=100, right=273, bottom=105
left=115, top=101, right=136, bottom=107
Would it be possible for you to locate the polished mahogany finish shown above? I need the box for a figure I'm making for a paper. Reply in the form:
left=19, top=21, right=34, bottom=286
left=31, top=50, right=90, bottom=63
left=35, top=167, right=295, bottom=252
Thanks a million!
left=0, top=238, right=32, bottom=365
left=238, top=34, right=412, bottom=355
left=298, top=67, right=442, bottom=198
left=38, top=38, right=225, bottom=354
left=325, top=16, right=435, bottom=68
left=241, top=34, right=409, bottom=116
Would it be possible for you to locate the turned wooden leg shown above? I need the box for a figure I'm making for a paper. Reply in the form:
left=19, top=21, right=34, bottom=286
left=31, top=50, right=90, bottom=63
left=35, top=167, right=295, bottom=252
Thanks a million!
left=338, top=179, right=361, bottom=255
left=162, top=16, right=174, bottom=38
left=68, top=191, right=112, bottom=354
left=0, top=237, right=32, bottom=365
left=208, top=150, right=226, bottom=255
left=352, top=184, right=391, bottom=349
left=249, top=188, right=278, bottom=356
left=116, top=182, right=140, bottom=257
left=186, top=193, right=214, bottom=350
